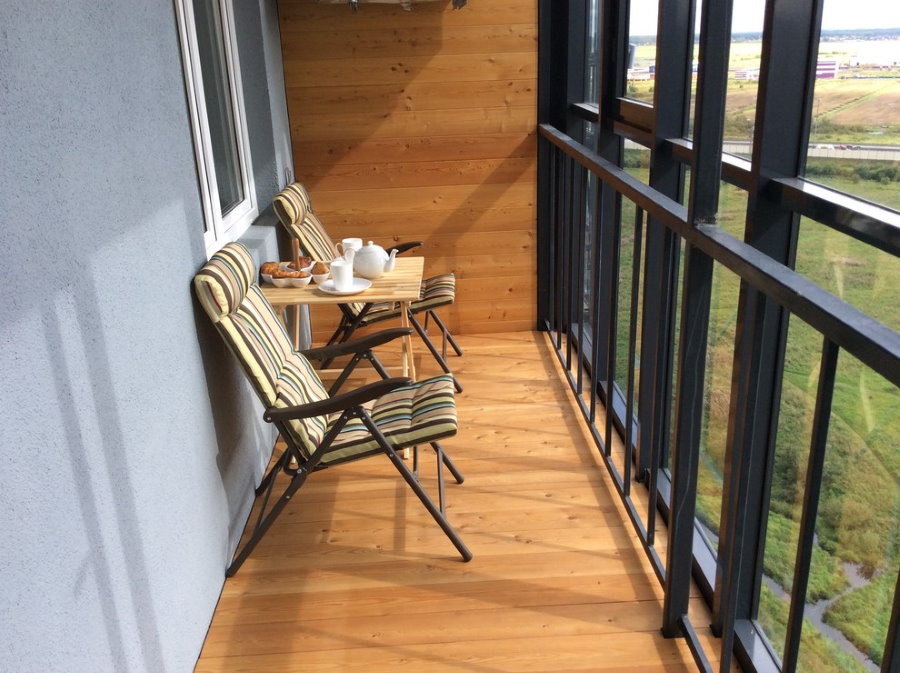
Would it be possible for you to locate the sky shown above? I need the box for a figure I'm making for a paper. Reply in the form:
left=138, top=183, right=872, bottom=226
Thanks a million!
left=627, top=0, right=900, bottom=37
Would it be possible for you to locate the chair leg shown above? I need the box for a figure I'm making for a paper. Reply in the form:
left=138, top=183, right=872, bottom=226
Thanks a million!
left=428, top=310, right=463, bottom=357
left=357, top=412, right=472, bottom=562
left=227, top=467, right=309, bottom=577
left=409, top=311, right=463, bottom=393
left=432, top=441, right=464, bottom=484
left=435, top=445, right=446, bottom=513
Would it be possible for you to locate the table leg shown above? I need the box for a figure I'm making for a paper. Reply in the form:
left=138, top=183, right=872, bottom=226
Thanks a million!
left=291, top=304, right=300, bottom=350
left=399, top=301, right=416, bottom=381
left=399, top=301, right=415, bottom=460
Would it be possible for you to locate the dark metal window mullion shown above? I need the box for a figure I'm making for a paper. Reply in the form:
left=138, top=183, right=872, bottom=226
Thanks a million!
left=574, top=164, right=588, bottom=395
left=546, top=142, right=559, bottom=334
left=589, top=174, right=605, bottom=424
left=555, top=152, right=568, bottom=349
left=601, top=184, right=621, bottom=459
left=716, top=0, right=822, bottom=667
left=637, top=0, right=693, bottom=507
left=663, top=0, right=733, bottom=657
left=565, top=157, right=576, bottom=369
left=623, top=207, right=644, bottom=497
left=781, top=337, right=840, bottom=673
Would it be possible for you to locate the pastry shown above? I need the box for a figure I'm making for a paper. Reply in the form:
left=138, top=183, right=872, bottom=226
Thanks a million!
left=311, top=261, right=329, bottom=274
left=288, top=256, right=312, bottom=270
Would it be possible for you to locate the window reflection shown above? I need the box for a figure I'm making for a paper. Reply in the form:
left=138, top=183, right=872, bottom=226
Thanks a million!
left=805, top=1, right=900, bottom=209
left=626, top=0, right=658, bottom=103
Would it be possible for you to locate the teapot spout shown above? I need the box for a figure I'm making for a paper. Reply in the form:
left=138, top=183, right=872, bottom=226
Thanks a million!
left=385, top=248, right=398, bottom=272
left=343, top=247, right=356, bottom=264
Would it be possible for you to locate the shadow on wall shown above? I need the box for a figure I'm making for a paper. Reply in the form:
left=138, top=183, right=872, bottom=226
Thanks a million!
left=192, top=293, right=276, bottom=552
left=44, top=280, right=166, bottom=672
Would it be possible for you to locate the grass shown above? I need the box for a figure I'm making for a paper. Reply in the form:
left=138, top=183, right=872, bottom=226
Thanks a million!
left=758, top=584, right=872, bottom=673
left=763, top=512, right=850, bottom=601
left=825, top=567, right=899, bottom=666
left=615, top=70, right=900, bottom=662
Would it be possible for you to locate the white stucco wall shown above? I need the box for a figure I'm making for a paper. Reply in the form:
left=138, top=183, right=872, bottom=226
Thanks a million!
left=0, top=2, right=289, bottom=670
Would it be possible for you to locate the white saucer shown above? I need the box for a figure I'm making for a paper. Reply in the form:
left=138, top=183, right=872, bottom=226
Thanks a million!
left=317, top=278, right=372, bottom=295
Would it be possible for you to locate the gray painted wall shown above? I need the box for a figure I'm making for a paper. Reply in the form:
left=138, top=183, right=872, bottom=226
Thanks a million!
left=0, top=2, right=291, bottom=671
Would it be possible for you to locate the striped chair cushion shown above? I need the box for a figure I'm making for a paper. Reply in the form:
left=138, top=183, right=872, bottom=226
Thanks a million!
left=322, top=374, right=458, bottom=465
left=410, top=273, right=455, bottom=313
left=193, top=242, right=256, bottom=321
left=272, top=183, right=456, bottom=322
left=273, top=183, right=310, bottom=228
left=357, top=273, right=456, bottom=326
left=194, top=243, right=333, bottom=454
left=195, top=244, right=457, bottom=465
left=293, top=211, right=338, bottom=261
left=274, top=353, right=331, bottom=451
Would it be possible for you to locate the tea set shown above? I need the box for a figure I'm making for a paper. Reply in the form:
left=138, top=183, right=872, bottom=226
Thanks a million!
left=264, top=237, right=399, bottom=294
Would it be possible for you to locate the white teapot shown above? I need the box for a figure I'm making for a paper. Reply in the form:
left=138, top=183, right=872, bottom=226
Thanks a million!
left=352, top=241, right=398, bottom=279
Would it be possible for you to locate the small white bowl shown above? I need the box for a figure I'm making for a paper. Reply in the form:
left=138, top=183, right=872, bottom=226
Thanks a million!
left=287, top=274, right=312, bottom=288
left=269, top=277, right=292, bottom=288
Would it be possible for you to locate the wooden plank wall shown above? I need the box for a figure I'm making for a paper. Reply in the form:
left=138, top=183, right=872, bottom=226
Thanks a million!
left=277, top=0, right=537, bottom=340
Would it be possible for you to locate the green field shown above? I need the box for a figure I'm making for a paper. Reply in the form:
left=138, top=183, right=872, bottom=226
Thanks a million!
left=626, top=36, right=900, bottom=144
left=614, top=153, right=899, bottom=670
left=610, top=33, right=900, bottom=669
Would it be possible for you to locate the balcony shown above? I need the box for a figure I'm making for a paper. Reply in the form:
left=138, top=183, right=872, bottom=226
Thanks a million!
left=2, top=1, right=897, bottom=672
left=195, top=333, right=727, bottom=672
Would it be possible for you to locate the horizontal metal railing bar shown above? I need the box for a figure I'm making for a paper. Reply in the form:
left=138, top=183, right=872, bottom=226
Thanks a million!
left=614, top=120, right=656, bottom=149
left=539, top=124, right=900, bottom=387
left=574, top=110, right=900, bottom=247
left=570, top=101, right=599, bottom=123
left=773, top=177, right=900, bottom=256
left=697, top=224, right=900, bottom=387
left=616, top=97, right=655, bottom=133
left=540, top=124, right=688, bottom=229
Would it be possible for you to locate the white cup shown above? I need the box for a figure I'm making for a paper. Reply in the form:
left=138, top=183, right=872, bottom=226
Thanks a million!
left=330, top=259, right=354, bottom=291
left=340, top=237, right=363, bottom=253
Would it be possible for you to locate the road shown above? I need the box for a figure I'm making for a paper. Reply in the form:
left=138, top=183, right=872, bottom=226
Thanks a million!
left=622, top=139, right=900, bottom=161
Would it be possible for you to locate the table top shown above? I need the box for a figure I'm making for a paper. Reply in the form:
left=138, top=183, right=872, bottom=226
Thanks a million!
left=261, top=256, right=424, bottom=305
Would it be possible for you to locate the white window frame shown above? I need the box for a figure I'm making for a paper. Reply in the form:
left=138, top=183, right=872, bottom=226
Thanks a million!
left=175, top=0, right=257, bottom=256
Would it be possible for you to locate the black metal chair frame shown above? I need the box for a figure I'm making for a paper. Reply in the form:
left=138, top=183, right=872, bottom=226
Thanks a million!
left=226, top=328, right=472, bottom=577
left=326, top=300, right=464, bottom=393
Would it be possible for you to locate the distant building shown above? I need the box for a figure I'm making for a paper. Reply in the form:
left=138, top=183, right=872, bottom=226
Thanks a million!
left=627, top=68, right=654, bottom=81
left=817, top=59, right=840, bottom=78
left=734, top=68, right=760, bottom=80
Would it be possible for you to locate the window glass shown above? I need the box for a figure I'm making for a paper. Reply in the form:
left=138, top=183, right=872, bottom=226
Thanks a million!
left=724, top=0, right=765, bottom=152
left=796, top=216, right=900, bottom=333
left=805, top=1, right=900, bottom=206
left=694, top=262, right=739, bottom=547
left=176, top=0, right=256, bottom=254
left=613, top=196, right=646, bottom=460
left=192, top=0, right=243, bottom=215
left=626, top=0, right=658, bottom=103
left=761, top=321, right=899, bottom=672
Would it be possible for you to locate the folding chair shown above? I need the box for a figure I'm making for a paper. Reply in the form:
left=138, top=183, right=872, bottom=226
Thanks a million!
left=194, top=243, right=472, bottom=576
left=272, top=183, right=464, bottom=392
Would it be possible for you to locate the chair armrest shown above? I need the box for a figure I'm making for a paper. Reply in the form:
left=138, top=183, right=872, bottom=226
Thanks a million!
left=390, top=241, right=423, bottom=255
left=264, top=377, right=412, bottom=422
left=301, top=328, right=413, bottom=362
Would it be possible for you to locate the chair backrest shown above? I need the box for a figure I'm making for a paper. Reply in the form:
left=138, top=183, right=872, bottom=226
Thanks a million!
left=272, top=182, right=366, bottom=315
left=193, top=242, right=332, bottom=455
left=273, top=183, right=337, bottom=263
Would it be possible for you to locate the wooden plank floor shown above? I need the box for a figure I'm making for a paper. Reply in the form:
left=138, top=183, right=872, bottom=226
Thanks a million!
left=195, top=332, right=729, bottom=672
